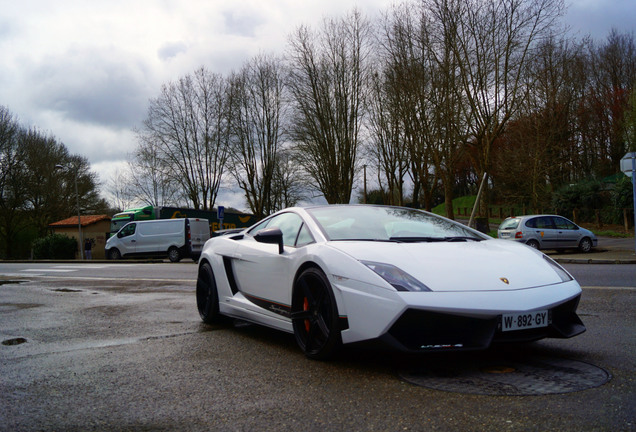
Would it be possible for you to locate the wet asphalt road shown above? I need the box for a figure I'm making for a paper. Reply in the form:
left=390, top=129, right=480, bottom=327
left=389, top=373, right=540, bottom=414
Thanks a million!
left=0, top=263, right=634, bottom=431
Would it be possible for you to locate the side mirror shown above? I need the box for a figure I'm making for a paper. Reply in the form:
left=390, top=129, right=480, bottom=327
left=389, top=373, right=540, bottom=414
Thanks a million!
left=254, top=227, right=284, bottom=254
left=117, top=232, right=123, bottom=238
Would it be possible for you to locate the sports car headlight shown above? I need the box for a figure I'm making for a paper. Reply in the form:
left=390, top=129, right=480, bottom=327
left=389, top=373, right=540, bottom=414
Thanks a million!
left=361, top=261, right=431, bottom=292
left=543, top=255, right=573, bottom=282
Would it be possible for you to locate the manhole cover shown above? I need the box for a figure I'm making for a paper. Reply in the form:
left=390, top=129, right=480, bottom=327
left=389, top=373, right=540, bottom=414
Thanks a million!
left=399, top=356, right=610, bottom=395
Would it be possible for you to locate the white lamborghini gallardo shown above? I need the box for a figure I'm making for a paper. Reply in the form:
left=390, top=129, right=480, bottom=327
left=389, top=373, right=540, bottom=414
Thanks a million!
left=196, top=205, right=585, bottom=359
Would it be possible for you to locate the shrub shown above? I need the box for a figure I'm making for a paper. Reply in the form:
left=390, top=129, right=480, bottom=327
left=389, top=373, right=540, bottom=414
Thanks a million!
left=32, top=234, right=77, bottom=259
left=552, top=179, right=606, bottom=221
left=612, top=175, right=634, bottom=209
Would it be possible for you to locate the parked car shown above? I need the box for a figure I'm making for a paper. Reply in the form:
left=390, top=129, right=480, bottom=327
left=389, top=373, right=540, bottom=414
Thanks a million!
left=497, top=215, right=597, bottom=252
left=196, top=205, right=585, bottom=360
left=106, top=218, right=210, bottom=262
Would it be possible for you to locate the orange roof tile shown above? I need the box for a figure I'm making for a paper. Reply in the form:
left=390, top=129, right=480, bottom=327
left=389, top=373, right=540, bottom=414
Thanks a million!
left=49, top=214, right=111, bottom=228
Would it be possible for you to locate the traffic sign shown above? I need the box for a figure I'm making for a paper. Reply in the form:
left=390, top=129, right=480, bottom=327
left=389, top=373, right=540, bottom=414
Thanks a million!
left=217, top=206, right=225, bottom=230
left=621, top=152, right=636, bottom=254
left=620, top=152, right=636, bottom=178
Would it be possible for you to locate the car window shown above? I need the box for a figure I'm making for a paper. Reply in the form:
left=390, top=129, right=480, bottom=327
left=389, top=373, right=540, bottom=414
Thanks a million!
left=247, top=218, right=271, bottom=235
left=527, top=217, right=553, bottom=229
left=295, top=223, right=315, bottom=247
left=553, top=217, right=577, bottom=230
left=499, top=218, right=520, bottom=230
left=120, top=223, right=136, bottom=237
left=264, top=212, right=304, bottom=247
left=308, top=206, right=484, bottom=241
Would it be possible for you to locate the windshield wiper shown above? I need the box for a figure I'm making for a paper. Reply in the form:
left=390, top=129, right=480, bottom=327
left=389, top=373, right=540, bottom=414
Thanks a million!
left=332, top=238, right=399, bottom=242
left=444, top=236, right=483, bottom=242
left=389, top=236, right=445, bottom=243
left=389, top=236, right=483, bottom=243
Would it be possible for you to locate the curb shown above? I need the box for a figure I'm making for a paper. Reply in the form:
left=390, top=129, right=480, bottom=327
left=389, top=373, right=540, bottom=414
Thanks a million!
left=553, top=258, right=636, bottom=265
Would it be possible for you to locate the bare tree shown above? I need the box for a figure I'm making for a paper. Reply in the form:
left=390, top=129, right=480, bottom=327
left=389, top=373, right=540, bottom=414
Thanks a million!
left=271, top=148, right=307, bottom=210
left=0, top=106, right=26, bottom=258
left=448, top=0, right=565, bottom=217
left=105, top=168, right=135, bottom=212
left=127, top=137, right=180, bottom=207
left=493, top=36, right=585, bottom=209
left=367, top=68, right=410, bottom=205
left=228, top=54, right=287, bottom=219
left=140, top=67, right=231, bottom=210
left=584, top=30, right=636, bottom=175
left=287, top=9, right=372, bottom=204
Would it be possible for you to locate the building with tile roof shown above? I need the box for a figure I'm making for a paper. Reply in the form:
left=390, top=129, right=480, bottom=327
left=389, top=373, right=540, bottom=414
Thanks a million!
left=48, top=215, right=111, bottom=259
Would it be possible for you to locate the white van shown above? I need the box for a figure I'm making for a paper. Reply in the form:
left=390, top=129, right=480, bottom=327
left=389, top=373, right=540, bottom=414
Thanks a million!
left=105, top=218, right=210, bottom=262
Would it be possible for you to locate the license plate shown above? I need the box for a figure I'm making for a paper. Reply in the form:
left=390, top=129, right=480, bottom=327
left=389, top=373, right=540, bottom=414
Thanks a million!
left=502, top=310, right=549, bottom=332
left=500, top=232, right=511, bottom=238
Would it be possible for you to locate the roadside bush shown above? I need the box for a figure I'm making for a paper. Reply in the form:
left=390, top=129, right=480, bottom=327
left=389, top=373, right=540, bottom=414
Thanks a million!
left=612, top=175, right=634, bottom=209
left=32, top=234, right=77, bottom=259
left=552, top=179, right=606, bottom=222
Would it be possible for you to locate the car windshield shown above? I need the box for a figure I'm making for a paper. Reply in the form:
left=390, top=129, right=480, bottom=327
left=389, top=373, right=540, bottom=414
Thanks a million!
left=306, top=205, right=485, bottom=242
left=499, top=218, right=520, bottom=230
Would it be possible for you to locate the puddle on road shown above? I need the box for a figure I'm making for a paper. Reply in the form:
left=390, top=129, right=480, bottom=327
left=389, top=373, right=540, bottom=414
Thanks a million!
left=0, top=280, right=24, bottom=286
left=2, top=337, right=27, bottom=346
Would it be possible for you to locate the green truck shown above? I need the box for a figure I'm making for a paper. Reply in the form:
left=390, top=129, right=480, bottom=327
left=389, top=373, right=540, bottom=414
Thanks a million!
left=109, top=206, right=256, bottom=236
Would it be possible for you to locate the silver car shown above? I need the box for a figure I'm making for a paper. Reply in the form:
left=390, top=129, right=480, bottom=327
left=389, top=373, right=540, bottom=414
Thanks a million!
left=497, top=215, right=597, bottom=252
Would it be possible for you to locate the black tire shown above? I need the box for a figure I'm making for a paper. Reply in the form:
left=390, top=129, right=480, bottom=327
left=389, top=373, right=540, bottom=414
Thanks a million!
left=196, top=262, right=221, bottom=324
left=291, top=267, right=341, bottom=360
left=579, top=237, right=592, bottom=253
left=108, top=248, right=121, bottom=260
left=168, top=247, right=181, bottom=262
left=526, top=240, right=540, bottom=250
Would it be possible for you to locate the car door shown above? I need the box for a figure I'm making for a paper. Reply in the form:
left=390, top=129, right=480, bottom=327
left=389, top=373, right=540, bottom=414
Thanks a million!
left=527, top=216, right=559, bottom=249
left=231, top=212, right=307, bottom=315
left=552, top=216, right=580, bottom=249
left=117, top=223, right=137, bottom=255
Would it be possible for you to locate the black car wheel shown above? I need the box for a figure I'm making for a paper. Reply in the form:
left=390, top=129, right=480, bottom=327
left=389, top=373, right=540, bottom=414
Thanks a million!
left=108, top=248, right=121, bottom=260
left=196, top=262, right=221, bottom=324
left=291, top=267, right=341, bottom=360
left=168, top=247, right=181, bottom=262
left=526, top=240, right=540, bottom=250
left=579, top=237, right=592, bottom=253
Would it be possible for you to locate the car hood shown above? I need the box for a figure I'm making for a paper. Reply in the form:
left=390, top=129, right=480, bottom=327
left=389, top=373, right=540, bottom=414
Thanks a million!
left=327, top=239, right=568, bottom=292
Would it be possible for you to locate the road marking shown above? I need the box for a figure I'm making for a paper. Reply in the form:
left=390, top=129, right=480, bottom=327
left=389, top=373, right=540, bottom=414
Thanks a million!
left=22, top=269, right=76, bottom=273
left=582, top=286, right=636, bottom=291
left=15, top=274, right=196, bottom=283
left=52, top=265, right=132, bottom=269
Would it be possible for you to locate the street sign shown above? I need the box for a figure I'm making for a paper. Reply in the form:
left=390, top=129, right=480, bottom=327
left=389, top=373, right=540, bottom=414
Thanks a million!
left=217, top=206, right=225, bottom=230
left=620, top=152, right=636, bottom=254
left=620, top=152, right=636, bottom=178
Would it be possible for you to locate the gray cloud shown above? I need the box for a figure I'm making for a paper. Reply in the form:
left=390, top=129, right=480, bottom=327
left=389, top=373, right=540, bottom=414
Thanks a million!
left=222, top=10, right=265, bottom=38
left=158, top=41, right=188, bottom=61
left=27, top=47, right=154, bottom=128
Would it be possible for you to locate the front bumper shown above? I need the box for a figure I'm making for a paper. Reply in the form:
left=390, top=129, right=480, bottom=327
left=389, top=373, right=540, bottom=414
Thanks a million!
left=379, top=295, right=585, bottom=352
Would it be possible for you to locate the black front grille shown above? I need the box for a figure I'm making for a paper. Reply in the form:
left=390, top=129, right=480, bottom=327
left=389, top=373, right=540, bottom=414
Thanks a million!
left=387, top=309, right=497, bottom=351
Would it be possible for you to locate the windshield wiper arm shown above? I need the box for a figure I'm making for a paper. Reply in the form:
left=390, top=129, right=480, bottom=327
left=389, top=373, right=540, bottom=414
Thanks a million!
left=389, top=236, right=483, bottom=243
left=443, top=236, right=483, bottom=242
left=389, top=236, right=446, bottom=243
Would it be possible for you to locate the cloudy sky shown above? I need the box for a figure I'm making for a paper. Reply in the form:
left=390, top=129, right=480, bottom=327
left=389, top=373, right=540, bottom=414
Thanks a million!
left=1, top=0, right=635, bottom=210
